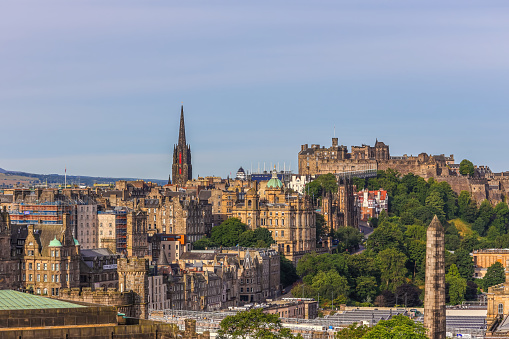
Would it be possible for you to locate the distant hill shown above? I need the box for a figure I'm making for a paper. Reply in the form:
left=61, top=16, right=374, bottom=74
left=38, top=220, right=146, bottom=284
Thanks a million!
left=0, top=169, right=167, bottom=187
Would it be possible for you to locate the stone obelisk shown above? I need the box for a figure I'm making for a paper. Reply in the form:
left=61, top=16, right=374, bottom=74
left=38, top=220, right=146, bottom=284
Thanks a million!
left=424, top=215, right=446, bottom=339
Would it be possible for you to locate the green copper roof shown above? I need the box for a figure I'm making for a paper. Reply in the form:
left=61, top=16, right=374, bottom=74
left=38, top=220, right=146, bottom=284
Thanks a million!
left=0, top=290, right=84, bottom=310
left=49, top=236, right=62, bottom=247
left=266, top=168, right=283, bottom=189
left=73, top=237, right=80, bottom=246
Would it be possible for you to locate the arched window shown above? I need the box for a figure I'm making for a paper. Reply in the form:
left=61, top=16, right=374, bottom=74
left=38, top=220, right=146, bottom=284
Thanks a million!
left=499, top=303, right=504, bottom=314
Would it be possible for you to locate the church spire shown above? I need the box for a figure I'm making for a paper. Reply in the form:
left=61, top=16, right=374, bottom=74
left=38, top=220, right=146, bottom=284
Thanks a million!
left=178, top=105, right=186, bottom=146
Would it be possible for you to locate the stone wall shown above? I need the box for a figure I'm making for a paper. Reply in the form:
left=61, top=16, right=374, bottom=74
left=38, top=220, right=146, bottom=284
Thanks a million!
left=59, top=287, right=137, bottom=317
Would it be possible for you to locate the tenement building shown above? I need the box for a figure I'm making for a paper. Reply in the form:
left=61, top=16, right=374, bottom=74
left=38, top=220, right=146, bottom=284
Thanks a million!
left=22, top=214, right=81, bottom=296
left=171, top=105, right=192, bottom=186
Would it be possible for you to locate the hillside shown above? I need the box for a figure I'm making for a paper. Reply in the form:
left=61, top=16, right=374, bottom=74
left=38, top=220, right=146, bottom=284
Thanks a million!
left=0, top=169, right=168, bottom=187
left=449, top=218, right=474, bottom=237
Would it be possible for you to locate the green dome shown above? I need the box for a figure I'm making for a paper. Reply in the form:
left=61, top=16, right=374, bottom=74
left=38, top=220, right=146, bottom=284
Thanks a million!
left=266, top=168, right=283, bottom=189
left=49, top=236, right=62, bottom=247
left=73, top=238, right=80, bottom=246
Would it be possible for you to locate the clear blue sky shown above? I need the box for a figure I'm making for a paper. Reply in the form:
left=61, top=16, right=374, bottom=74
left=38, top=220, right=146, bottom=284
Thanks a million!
left=1, top=1, right=508, bottom=179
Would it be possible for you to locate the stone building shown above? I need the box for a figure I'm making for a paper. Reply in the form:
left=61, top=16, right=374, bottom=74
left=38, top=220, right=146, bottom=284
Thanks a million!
left=118, top=257, right=149, bottom=319
left=321, top=177, right=359, bottom=232
left=228, top=169, right=316, bottom=264
left=356, top=189, right=388, bottom=222
left=171, top=105, right=192, bottom=186
left=0, top=207, right=20, bottom=290
left=179, top=248, right=280, bottom=308
left=142, top=191, right=212, bottom=243
left=424, top=215, right=446, bottom=339
left=79, top=248, right=119, bottom=288
left=473, top=249, right=509, bottom=279
left=298, top=137, right=453, bottom=179
left=22, top=213, right=81, bottom=296
left=126, top=209, right=149, bottom=257
left=76, top=203, right=98, bottom=249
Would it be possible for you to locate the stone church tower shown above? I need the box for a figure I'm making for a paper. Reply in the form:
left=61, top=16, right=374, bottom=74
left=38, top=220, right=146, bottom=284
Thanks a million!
left=424, top=215, right=446, bottom=339
left=170, top=105, right=192, bottom=186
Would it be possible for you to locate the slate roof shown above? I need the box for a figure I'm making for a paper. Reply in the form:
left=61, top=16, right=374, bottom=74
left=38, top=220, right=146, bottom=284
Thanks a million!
left=180, top=251, right=217, bottom=261
left=0, top=290, right=84, bottom=310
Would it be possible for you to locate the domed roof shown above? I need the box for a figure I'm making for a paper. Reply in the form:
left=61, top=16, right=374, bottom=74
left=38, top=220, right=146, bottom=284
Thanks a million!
left=266, top=168, right=283, bottom=189
left=237, top=166, right=245, bottom=173
left=49, top=236, right=62, bottom=247
left=73, top=238, right=80, bottom=246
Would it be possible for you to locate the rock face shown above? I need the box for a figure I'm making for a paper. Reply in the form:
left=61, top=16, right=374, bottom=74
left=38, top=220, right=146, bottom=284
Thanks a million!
left=424, top=215, right=446, bottom=339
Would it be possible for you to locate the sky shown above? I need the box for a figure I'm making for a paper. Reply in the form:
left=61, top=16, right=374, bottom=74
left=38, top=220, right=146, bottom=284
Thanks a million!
left=1, top=1, right=508, bottom=180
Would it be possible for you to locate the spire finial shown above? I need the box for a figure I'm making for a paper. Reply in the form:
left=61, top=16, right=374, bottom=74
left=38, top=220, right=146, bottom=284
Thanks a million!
left=178, top=105, right=186, bottom=145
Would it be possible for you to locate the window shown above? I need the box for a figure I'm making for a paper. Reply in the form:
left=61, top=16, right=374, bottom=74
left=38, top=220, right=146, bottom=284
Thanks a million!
left=29, top=274, right=33, bottom=281
left=55, top=250, right=59, bottom=257
left=28, top=263, right=32, bottom=270
left=51, top=264, right=55, bottom=271
left=44, top=274, right=47, bottom=282
left=37, top=274, right=40, bottom=282
left=55, top=263, right=59, bottom=271
left=499, top=303, right=504, bottom=314
left=43, top=263, right=47, bottom=270
left=37, top=263, right=40, bottom=270
left=281, top=230, right=284, bottom=237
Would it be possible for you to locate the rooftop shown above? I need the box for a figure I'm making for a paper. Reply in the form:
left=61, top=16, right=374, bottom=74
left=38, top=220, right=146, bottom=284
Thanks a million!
left=0, top=290, right=84, bottom=310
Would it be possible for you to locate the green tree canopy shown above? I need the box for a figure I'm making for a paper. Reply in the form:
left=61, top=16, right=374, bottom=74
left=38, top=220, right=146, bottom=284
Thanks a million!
left=335, top=323, right=370, bottom=339
left=481, top=261, right=505, bottom=291
left=211, top=218, right=248, bottom=247
left=377, top=248, right=408, bottom=291
left=459, top=159, right=475, bottom=176
left=305, top=173, right=338, bottom=198
left=446, top=264, right=467, bottom=305
left=280, top=256, right=299, bottom=288
left=362, top=314, right=428, bottom=339
left=217, top=308, right=296, bottom=339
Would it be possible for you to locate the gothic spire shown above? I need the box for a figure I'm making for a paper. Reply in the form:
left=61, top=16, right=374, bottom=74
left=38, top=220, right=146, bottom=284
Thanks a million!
left=178, top=105, right=186, bottom=146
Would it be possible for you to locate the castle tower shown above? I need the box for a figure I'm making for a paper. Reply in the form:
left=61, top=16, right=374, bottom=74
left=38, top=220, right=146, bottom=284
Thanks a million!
left=171, top=105, right=192, bottom=186
left=424, top=215, right=446, bottom=339
left=118, top=257, right=149, bottom=319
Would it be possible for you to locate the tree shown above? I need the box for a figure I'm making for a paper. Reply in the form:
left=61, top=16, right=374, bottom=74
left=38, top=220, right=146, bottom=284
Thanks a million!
left=335, top=227, right=364, bottom=253
left=394, top=284, right=422, bottom=307
left=316, top=213, right=328, bottom=239
left=362, top=314, right=428, bottom=339
left=280, top=256, right=299, bottom=288
left=211, top=218, right=247, bottom=247
left=459, top=159, right=475, bottom=176
left=454, top=248, right=475, bottom=281
left=481, top=262, right=505, bottom=290
left=217, top=308, right=296, bottom=339
left=377, top=248, right=408, bottom=291
left=311, top=270, right=349, bottom=301
left=192, top=237, right=217, bottom=250
left=305, top=173, right=338, bottom=199
left=446, top=264, right=467, bottom=305
left=366, top=222, right=404, bottom=253
left=354, top=276, right=378, bottom=303
left=253, top=227, right=275, bottom=246
left=335, top=323, right=370, bottom=339
left=425, top=191, right=446, bottom=220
